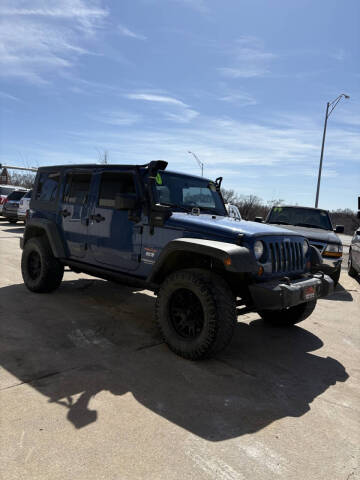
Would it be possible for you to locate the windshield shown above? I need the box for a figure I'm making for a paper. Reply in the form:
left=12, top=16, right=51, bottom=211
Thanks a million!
left=154, top=171, right=226, bottom=215
left=268, top=207, right=333, bottom=231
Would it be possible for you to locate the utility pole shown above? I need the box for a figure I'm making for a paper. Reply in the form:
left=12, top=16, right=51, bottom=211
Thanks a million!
left=315, top=93, right=349, bottom=208
left=188, top=151, right=204, bottom=176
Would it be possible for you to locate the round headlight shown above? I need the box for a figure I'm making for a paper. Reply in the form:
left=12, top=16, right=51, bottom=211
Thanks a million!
left=254, top=240, right=264, bottom=260
left=303, top=240, right=309, bottom=255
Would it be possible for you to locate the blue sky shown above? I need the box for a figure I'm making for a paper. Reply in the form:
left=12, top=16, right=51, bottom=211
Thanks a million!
left=0, top=0, right=359, bottom=210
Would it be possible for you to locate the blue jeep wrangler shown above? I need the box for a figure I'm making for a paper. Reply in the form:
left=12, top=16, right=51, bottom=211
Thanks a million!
left=20, top=161, right=333, bottom=359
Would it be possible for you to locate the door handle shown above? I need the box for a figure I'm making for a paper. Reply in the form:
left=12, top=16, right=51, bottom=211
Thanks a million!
left=61, top=209, right=71, bottom=217
left=90, top=213, right=105, bottom=223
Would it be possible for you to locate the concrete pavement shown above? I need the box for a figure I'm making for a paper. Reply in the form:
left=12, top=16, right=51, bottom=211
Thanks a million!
left=0, top=219, right=359, bottom=480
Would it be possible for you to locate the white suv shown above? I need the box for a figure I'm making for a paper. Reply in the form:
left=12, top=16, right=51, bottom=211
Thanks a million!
left=17, top=189, right=32, bottom=222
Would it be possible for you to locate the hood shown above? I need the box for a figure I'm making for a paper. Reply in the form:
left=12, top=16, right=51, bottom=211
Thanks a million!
left=267, top=223, right=340, bottom=244
left=166, top=213, right=303, bottom=242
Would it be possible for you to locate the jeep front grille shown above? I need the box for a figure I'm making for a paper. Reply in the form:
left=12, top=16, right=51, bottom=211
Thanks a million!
left=268, top=240, right=304, bottom=273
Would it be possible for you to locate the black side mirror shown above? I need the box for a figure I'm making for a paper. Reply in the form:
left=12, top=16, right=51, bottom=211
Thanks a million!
left=254, top=217, right=263, bottom=223
left=115, top=194, right=138, bottom=210
left=356, top=230, right=360, bottom=236
left=335, top=225, right=344, bottom=234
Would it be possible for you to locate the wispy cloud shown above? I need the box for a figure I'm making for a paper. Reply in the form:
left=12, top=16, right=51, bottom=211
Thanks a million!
left=0, top=91, right=20, bottom=101
left=219, top=35, right=276, bottom=79
left=219, top=91, right=257, bottom=106
left=0, top=0, right=107, bottom=84
left=125, top=92, right=199, bottom=123
left=118, top=24, right=147, bottom=40
left=93, top=110, right=142, bottom=126
left=331, top=48, right=346, bottom=61
left=125, top=93, right=187, bottom=106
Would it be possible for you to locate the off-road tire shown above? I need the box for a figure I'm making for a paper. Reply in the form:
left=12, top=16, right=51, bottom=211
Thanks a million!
left=21, top=236, right=64, bottom=293
left=155, top=269, right=237, bottom=360
left=348, top=251, right=357, bottom=278
left=259, top=299, right=317, bottom=327
left=329, top=267, right=341, bottom=287
left=8, top=219, right=17, bottom=224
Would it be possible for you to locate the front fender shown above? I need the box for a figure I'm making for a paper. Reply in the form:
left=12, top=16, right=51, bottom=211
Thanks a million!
left=147, top=238, right=258, bottom=283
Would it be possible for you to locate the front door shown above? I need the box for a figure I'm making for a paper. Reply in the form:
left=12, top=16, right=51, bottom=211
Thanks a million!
left=88, top=170, right=142, bottom=271
left=60, top=171, right=92, bottom=259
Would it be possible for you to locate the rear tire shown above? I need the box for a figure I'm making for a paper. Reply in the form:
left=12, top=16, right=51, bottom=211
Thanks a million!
left=155, top=269, right=237, bottom=360
left=348, top=251, right=357, bottom=278
left=259, top=300, right=317, bottom=326
left=21, top=236, right=64, bottom=293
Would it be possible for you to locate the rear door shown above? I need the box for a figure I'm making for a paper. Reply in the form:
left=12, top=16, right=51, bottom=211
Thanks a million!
left=87, top=170, right=142, bottom=271
left=60, top=171, right=92, bottom=259
left=352, top=231, right=360, bottom=270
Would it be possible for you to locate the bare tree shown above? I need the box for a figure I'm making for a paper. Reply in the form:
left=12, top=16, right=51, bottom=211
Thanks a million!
left=97, top=149, right=109, bottom=164
left=8, top=172, right=35, bottom=188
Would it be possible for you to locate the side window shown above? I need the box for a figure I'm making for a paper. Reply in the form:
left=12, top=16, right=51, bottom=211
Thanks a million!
left=98, top=172, right=136, bottom=208
left=63, top=173, right=92, bottom=205
left=36, top=172, right=60, bottom=202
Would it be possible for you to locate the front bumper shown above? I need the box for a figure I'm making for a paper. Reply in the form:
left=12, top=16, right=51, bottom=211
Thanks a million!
left=249, top=273, right=333, bottom=311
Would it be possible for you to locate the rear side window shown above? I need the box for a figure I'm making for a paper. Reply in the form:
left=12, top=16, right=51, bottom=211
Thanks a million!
left=7, top=190, right=27, bottom=201
left=63, top=173, right=92, bottom=205
left=23, top=190, right=33, bottom=199
left=0, top=187, right=14, bottom=196
left=36, top=172, right=60, bottom=202
left=98, top=172, right=136, bottom=208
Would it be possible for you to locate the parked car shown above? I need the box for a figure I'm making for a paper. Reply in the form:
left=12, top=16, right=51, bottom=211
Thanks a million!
left=348, top=227, right=360, bottom=278
left=225, top=203, right=242, bottom=220
left=2, top=189, right=28, bottom=223
left=17, top=189, right=33, bottom=223
left=0, top=184, right=25, bottom=215
left=263, top=206, right=344, bottom=286
left=21, top=162, right=333, bottom=360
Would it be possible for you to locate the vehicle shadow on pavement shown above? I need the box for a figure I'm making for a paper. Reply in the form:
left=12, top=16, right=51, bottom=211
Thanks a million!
left=0, top=280, right=349, bottom=440
left=324, top=283, right=353, bottom=302
left=2, top=227, right=25, bottom=234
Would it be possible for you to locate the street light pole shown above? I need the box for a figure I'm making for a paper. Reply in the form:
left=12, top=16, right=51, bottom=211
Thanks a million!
left=315, top=102, right=329, bottom=208
left=188, top=151, right=204, bottom=176
left=315, top=93, right=349, bottom=208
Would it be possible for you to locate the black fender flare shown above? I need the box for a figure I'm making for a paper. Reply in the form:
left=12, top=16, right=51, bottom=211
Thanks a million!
left=147, top=238, right=258, bottom=284
left=309, top=244, right=323, bottom=271
left=21, top=218, right=66, bottom=258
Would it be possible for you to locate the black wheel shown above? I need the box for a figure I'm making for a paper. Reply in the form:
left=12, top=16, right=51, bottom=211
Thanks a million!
left=259, top=300, right=317, bottom=327
left=155, top=269, right=237, bottom=360
left=329, top=267, right=341, bottom=287
left=8, top=218, right=17, bottom=224
left=348, top=251, right=357, bottom=278
left=21, top=236, right=64, bottom=293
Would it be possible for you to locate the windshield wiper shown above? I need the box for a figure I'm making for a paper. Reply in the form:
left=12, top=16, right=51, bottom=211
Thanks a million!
left=159, top=202, right=192, bottom=212
left=294, top=223, right=329, bottom=230
left=269, top=221, right=290, bottom=225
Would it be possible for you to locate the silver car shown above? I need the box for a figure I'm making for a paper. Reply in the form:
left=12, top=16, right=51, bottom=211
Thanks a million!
left=348, top=228, right=360, bottom=278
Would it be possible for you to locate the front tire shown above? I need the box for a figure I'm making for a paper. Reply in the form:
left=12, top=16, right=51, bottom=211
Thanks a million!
left=259, top=300, right=317, bottom=326
left=8, top=218, right=17, bottom=224
left=348, top=251, right=357, bottom=278
left=155, top=269, right=237, bottom=360
left=21, top=237, right=64, bottom=293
